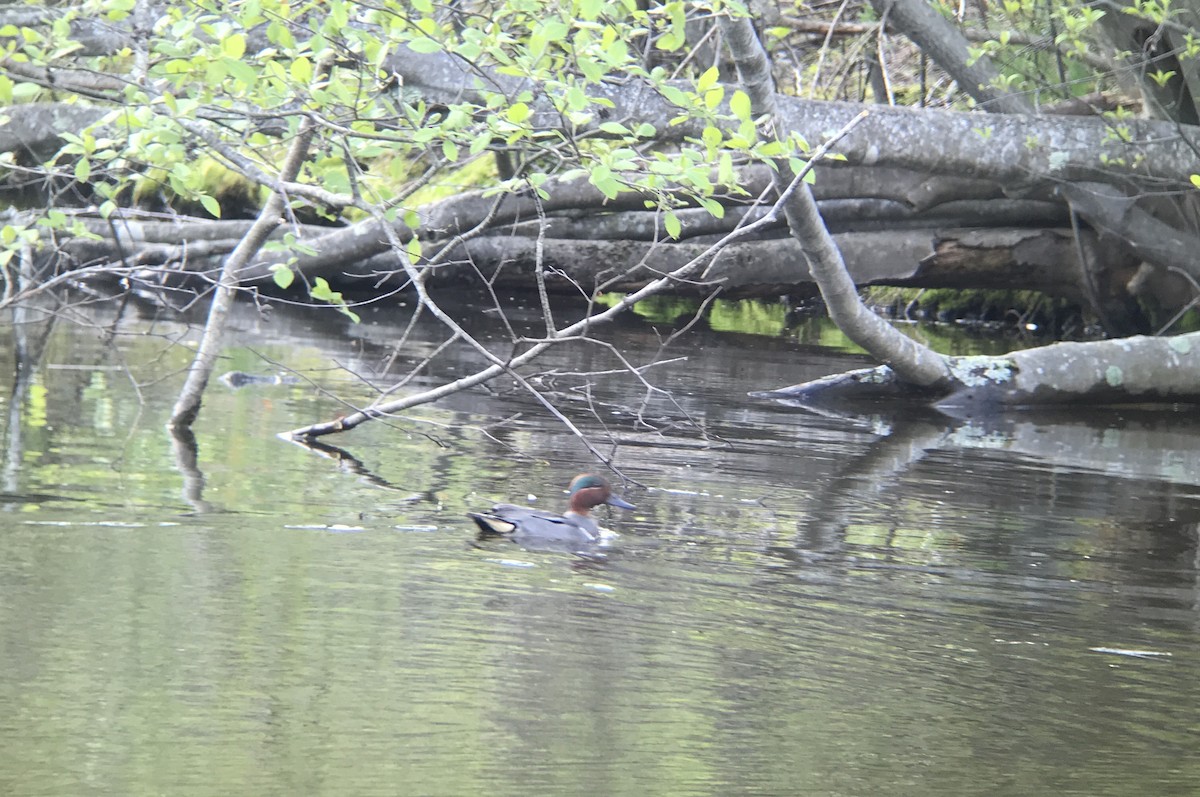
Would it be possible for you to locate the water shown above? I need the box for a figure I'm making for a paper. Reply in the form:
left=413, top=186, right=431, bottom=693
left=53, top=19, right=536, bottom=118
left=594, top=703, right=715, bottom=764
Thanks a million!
left=1, top=294, right=1199, bottom=796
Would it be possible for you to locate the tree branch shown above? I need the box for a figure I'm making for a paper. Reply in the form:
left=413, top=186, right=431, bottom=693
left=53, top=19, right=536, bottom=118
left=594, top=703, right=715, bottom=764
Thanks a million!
left=168, top=56, right=333, bottom=430
left=719, top=14, right=951, bottom=387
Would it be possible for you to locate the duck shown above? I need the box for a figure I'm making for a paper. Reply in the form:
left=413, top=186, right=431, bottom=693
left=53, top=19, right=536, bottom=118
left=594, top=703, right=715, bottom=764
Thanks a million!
left=469, top=474, right=636, bottom=549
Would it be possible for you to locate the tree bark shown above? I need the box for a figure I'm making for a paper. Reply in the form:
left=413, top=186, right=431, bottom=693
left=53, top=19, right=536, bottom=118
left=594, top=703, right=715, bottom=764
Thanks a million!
left=863, top=0, right=1200, bottom=322
left=387, top=45, right=1200, bottom=189
left=719, top=15, right=952, bottom=387
left=754, top=331, right=1200, bottom=408
left=439, top=226, right=1120, bottom=301
left=168, top=60, right=329, bottom=430
left=37, top=209, right=1125, bottom=303
left=869, top=0, right=1034, bottom=114
left=716, top=13, right=1198, bottom=409
left=1096, top=0, right=1200, bottom=125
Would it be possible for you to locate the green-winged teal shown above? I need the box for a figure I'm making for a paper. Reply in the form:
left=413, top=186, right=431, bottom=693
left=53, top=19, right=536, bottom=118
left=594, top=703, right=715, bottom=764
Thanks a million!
left=469, top=474, right=635, bottom=548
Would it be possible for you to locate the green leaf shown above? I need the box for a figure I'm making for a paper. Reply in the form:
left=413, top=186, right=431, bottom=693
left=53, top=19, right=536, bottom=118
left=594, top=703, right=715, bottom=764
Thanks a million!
left=199, top=194, right=221, bottom=218
left=506, top=102, right=531, bottom=123
left=538, top=18, right=570, bottom=43
left=788, top=158, right=816, bottom=184
left=291, top=56, right=312, bottom=83
left=205, top=58, right=228, bottom=83
left=718, top=152, right=735, bottom=186
left=105, top=0, right=135, bottom=20
left=603, top=36, right=629, bottom=66
left=1192, top=174, right=1200, bottom=189
left=267, top=20, right=295, bottom=48
left=663, top=210, right=681, bottom=240
left=222, top=33, right=246, bottom=59
left=599, top=121, right=629, bottom=135
left=310, top=277, right=360, bottom=323
left=225, top=57, right=258, bottom=85
left=12, top=82, right=41, bottom=101
left=74, top=158, right=91, bottom=182
left=579, top=57, right=605, bottom=83
left=271, top=264, right=295, bottom=289
left=590, top=168, right=622, bottom=200
left=407, top=37, right=441, bottom=53
left=698, top=197, right=724, bottom=219
left=730, top=90, right=752, bottom=121
left=657, top=30, right=684, bottom=51
left=469, top=132, right=492, bottom=155
left=697, top=66, right=719, bottom=92
left=458, top=39, right=481, bottom=60
left=565, top=86, right=588, bottom=111
left=658, top=1, right=686, bottom=51
left=659, top=84, right=689, bottom=108
left=669, top=1, right=686, bottom=31
left=311, top=276, right=334, bottom=301
left=329, top=0, right=349, bottom=30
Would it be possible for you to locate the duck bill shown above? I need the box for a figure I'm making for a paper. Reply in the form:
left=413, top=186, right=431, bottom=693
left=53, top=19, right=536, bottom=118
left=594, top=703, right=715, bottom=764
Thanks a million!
left=605, top=494, right=636, bottom=510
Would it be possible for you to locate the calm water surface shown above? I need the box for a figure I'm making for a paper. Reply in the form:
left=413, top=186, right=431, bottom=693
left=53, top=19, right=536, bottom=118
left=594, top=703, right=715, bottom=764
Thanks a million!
left=1, top=295, right=1199, bottom=796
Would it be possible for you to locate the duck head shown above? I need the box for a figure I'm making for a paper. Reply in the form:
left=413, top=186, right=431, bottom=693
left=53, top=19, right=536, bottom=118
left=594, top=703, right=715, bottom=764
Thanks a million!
left=567, top=474, right=636, bottom=515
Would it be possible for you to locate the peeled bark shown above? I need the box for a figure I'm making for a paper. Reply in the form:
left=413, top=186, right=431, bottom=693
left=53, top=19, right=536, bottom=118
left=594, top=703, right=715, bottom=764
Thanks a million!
left=441, top=226, right=1123, bottom=301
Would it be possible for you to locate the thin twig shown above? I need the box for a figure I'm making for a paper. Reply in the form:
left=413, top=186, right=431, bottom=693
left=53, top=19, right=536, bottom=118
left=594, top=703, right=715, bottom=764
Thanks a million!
left=531, top=187, right=556, bottom=338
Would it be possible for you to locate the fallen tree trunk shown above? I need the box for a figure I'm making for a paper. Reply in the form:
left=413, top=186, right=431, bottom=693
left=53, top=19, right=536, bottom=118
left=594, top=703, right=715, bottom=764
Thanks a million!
left=388, top=44, right=1200, bottom=190
left=719, top=12, right=1197, bottom=408
left=43, top=211, right=1133, bottom=305
left=753, top=331, right=1200, bottom=409
left=27, top=161, right=1119, bottom=310
left=435, top=226, right=1130, bottom=302
left=502, top=197, right=1068, bottom=240
left=5, top=57, right=1196, bottom=305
